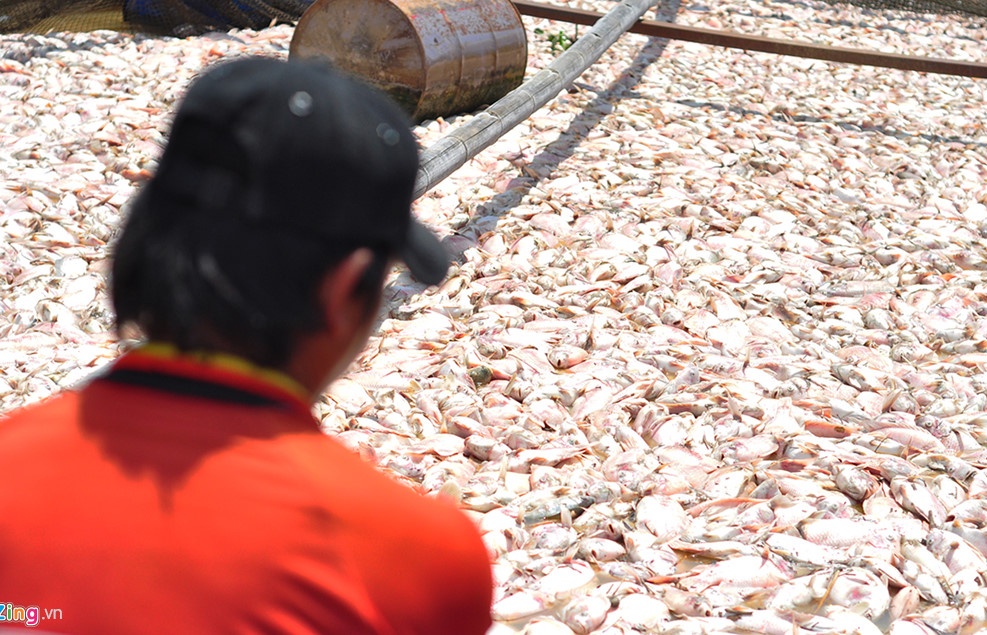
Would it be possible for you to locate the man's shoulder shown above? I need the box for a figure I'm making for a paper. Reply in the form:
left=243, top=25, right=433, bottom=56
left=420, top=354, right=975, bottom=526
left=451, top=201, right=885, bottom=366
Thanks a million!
left=0, top=390, right=80, bottom=431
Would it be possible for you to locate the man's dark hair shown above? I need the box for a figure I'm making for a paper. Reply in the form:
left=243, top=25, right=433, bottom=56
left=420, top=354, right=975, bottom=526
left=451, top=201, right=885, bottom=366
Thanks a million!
left=108, top=57, right=449, bottom=369
left=111, top=187, right=389, bottom=369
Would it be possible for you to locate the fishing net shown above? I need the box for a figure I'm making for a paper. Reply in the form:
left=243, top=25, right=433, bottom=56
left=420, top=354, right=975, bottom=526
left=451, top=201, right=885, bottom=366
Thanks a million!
left=0, top=0, right=984, bottom=36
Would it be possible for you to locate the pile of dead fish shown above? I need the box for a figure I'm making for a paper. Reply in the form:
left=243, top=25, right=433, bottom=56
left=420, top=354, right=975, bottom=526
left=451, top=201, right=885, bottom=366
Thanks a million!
left=3, top=0, right=987, bottom=632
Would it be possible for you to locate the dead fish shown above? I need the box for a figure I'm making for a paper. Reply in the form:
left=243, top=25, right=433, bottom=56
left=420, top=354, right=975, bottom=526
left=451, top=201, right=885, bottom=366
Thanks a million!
left=832, top=464, right=880, bottom=501
left=521, top=494, right=596, bottom=526
left=635, top=494, right=689, bottom=543
left=560, top=593, right=610, bottom=634
left=891, top=477, right=949, bottom=528
left=680, top=554, right=793, bottom=593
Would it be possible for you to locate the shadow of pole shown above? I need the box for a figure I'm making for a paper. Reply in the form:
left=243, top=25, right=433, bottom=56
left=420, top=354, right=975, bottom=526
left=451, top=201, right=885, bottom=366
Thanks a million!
left=442, top=0, right=682, bottom=259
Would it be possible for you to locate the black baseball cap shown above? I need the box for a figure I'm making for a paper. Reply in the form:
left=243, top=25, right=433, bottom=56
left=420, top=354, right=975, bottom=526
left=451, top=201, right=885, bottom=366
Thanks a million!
left=138, top=56, right=450, bottom=285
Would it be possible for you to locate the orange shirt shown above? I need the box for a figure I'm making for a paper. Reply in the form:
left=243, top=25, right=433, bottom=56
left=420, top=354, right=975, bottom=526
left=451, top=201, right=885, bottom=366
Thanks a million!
left=0, top=347, right=493, bottom=634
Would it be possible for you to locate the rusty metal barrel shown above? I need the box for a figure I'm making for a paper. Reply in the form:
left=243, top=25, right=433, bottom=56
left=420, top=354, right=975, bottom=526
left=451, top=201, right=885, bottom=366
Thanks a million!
left=289, top=0, right=527, bottom=122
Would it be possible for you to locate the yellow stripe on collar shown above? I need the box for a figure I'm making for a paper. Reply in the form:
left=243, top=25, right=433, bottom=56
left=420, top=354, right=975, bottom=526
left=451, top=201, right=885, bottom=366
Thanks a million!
left=136, top=342, right=310, bottom=403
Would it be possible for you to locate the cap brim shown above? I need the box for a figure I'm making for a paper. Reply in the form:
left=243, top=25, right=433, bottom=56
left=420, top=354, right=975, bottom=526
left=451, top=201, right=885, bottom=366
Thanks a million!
left=400, top=219, right=451, bottom=286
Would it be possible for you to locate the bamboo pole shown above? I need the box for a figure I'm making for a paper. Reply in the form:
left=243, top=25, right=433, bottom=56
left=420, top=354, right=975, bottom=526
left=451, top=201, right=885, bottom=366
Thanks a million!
left=412, top=0, right=657, bottom=199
